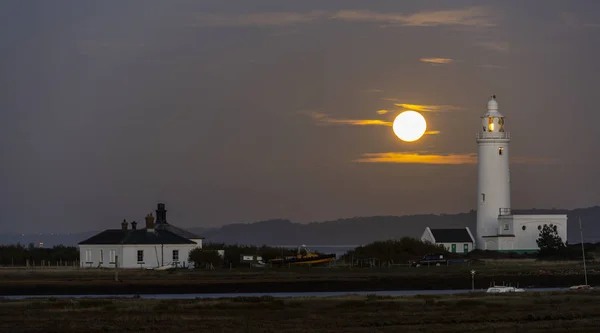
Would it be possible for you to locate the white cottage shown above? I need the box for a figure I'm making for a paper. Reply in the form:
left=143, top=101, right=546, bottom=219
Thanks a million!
left=421, top=227, right=475, bottom=253
left=78, top=203, right=203, bottom=269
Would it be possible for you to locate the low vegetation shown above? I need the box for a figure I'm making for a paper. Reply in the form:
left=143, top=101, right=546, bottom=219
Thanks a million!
left=340, top=237, right=448, bottom=264
left=3, top=291, right=600, bottom=332
left=0, top=244, right=78, bottom=266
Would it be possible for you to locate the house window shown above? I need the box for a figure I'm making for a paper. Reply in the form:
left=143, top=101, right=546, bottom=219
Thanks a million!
left=173, top=250, right=179, bottom=262
left=498, top=147, right=504, bottom=155
left=109, top=250, right=116, bottom=263
left=85, top=249, right=92, bottom=262
left=137, top=250, right=144, bottom=262
left=503, top=223, right=509, bottom=231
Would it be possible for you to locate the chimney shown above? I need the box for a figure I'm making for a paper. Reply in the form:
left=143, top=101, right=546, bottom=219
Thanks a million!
left=145, top=214, right=155, bottom=232
left=156, top=203, right=167, bottom=224
left=121, top=219, right=128, bottom=231
left=131, top=221, right=137, bottom=230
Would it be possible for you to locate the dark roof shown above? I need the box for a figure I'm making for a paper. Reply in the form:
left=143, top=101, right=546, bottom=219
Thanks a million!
left=430, top=228, right=473, bottom=243
left=155, top=223, right=203, bottom=239
left=78, top=228, right=197, bottom=245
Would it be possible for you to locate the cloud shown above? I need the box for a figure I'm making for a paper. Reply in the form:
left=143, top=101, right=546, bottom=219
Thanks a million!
left=376, top=110, right=389, bottom=115
left=187, top=11, right=326, bottom=27
left=301, top=111, right=392, bottom=126
left=420, top=57, right=454, bottom=64
left=425, top=131, right=441, bottom=135
left=361, top=88, right=384, bottom=93
left=186, top=6, right=494, bottom=29
left=477, top=41, right=509, bottom=52
left=331, top=6, right=494, bottom=27
left=354, top=152, right=557, bottom=164
left=394, top=103, right=463, bottom=112
left=476, top=64, right=506, bottom=69
left=355, top=152, right=477, bottom=164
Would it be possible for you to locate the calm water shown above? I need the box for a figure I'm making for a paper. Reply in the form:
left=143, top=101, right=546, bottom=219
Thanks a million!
left=2, top=287, right=566, bottom=300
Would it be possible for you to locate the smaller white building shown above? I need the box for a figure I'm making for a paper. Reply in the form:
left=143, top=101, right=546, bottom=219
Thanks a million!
left=421, top=227, right=475, bottom=253
left=78, top=203, right=203, bottom=269
left=482, top=209, right=568, bottom=253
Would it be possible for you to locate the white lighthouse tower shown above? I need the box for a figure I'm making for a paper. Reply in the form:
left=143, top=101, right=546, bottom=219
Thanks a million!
left=475, top=95, right=511, bottom=250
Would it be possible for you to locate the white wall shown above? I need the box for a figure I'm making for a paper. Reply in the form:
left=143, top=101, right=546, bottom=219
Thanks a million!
left=512, top=214, right=568, bottom=251
left=79, top=245, right=123, bottom=268
left=79, top=244, right=197, bottom=269
left=476, top=139, right=511, bottom=249
left=190, top=238, right=203, bottom=248
left=420, top=228, right=435, bottom=244
left=438, top=242, right=473, bottom=253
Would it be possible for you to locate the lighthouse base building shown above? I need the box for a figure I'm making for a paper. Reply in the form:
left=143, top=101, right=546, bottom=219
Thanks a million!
left=481, top=211, right=567, bottom=253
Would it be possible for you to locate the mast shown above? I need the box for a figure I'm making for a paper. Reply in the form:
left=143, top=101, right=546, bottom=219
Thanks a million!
left=579, top=217, right=588, bottom=286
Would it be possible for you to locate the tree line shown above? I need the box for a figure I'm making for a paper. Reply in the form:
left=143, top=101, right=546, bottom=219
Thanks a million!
left=0, top=244, right=79, bottom=266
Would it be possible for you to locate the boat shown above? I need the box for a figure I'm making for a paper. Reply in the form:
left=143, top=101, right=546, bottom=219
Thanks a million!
left=570, top=217, right=593, bottom=291
left=486, top=285, right=526, bottom=293
left=268, top=245, right=336, bottom=266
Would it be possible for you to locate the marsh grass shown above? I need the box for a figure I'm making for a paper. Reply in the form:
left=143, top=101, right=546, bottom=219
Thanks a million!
left=3, top=291, right=600, bottom=332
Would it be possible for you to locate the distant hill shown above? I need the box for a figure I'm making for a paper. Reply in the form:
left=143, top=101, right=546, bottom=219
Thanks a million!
left=2, top=207, right=599, bottom=247
left=197, top=206, right=600, bottom=246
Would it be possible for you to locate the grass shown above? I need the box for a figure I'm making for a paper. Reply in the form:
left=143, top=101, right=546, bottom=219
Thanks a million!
left=0, top=262, right=596, bottom=296
left=2, top=291, right=600, bottom=332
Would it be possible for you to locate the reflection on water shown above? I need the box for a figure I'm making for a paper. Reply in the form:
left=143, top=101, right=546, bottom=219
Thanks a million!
left=3, top=288, right=566, bottom=300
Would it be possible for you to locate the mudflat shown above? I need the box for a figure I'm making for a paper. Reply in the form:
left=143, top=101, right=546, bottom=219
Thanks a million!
left=2, top=291, right=600, bottom=333
left=0, top=262, right=595, bottom=295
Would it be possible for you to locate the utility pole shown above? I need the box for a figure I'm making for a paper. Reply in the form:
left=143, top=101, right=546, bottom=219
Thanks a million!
left=579, top=217, right=588, bottom=286
left=471, top=270, right=476, bottom=291
left=115, top=255, right=119, bottom=282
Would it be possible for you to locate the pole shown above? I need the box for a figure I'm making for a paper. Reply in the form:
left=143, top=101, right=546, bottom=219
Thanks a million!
left=471, top=270, right=476, bottom=291
left=115, top=255, right=119, bottom=282
left=579, top=217, right=588, bottom=286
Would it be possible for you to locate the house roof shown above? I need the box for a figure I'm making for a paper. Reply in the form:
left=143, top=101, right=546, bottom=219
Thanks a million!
left=154, top=223, right=203, bottom=239
left=429, top=228, right=474, bottom=243
left=78, top=228, right=197, bottom=245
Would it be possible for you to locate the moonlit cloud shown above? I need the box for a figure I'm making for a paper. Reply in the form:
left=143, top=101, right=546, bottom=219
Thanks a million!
left=420, top=57, right=454, bottom=65
left=477, top=41, right=509, bottom=52
left=332, top=6, right=494, bottom=27
left=476, top=64, right=506, bottom=69
left=185, top=6, right=494, bottom=29
left=376, top=110, right=389, bottom=115
left=394, top=104, right=463, bottom=112
left=301, top=111, right=392, bottom=126
left=187, top=11, right=327, bottom=27
left=355, top=152, right=557, bottom=164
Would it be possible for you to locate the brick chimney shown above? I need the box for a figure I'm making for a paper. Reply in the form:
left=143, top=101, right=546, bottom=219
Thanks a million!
left=121, top=219, right=128, bottom=231
left=131, top=221, right=137, bottom=230
left=156, top=203, right=167, bottom=224
left=145, top=214, right=155, bottom=232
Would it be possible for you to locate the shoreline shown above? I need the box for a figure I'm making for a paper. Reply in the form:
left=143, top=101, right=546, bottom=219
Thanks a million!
left=0, top=273, right=595, bottom=296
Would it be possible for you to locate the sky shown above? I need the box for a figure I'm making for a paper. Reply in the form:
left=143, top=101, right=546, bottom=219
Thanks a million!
left=1, top=0, right=599, bottom=233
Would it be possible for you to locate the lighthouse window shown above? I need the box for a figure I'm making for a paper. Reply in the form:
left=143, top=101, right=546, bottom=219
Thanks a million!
left=481, top=193, right=485, bottom=203
left=498, top=147, right=504, bottom=155
left=522, top=225, right=526, bottom=231
left=503, top=223, right=509, bottom=231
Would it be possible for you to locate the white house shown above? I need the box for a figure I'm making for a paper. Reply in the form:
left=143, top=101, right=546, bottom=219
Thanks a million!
left=421, top=227, right=475, bottom=253
left=78, top=203, right=204, bottom=269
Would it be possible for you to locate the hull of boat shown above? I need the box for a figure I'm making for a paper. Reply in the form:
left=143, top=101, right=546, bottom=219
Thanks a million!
left=269, top=254, right=336, bottom=266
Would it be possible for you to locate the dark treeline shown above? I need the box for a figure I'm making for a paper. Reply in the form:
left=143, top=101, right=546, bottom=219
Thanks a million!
left=340, top=237, right=447, bottom=264
left=190, top=243, right=301, bottom=268
left=0, top=244, right=79, bottom=266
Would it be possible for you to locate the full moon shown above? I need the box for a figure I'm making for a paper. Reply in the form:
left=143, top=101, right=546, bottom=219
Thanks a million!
left=392, top=111, right=427, bottom=142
